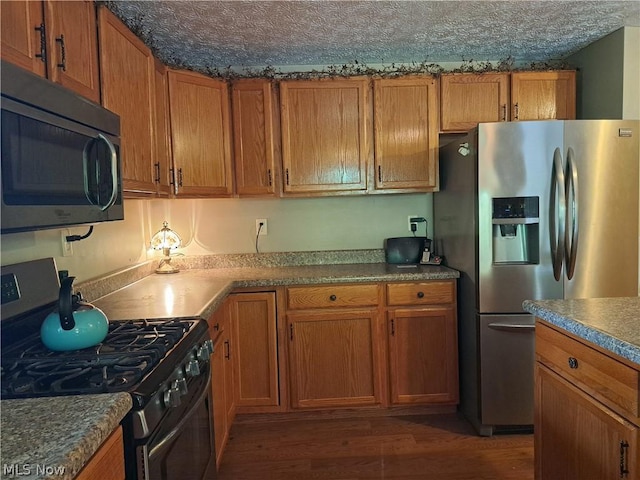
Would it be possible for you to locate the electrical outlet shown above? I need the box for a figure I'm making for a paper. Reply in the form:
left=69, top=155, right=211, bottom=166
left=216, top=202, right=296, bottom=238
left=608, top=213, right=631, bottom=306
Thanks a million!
left=61, top=229, right=73, bottom=257
left=256, top=218, right=268, bottom=236
left=408, top=215, right=419, bottom=232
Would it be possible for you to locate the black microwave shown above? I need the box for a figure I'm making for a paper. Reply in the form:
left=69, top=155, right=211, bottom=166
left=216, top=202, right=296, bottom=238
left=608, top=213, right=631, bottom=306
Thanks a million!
left=1, top=61, right=124, bottom=234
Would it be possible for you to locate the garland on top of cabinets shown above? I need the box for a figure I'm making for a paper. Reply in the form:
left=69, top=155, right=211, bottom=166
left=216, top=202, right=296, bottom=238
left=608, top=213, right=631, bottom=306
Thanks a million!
left=101, top=1, right=572, bottom=82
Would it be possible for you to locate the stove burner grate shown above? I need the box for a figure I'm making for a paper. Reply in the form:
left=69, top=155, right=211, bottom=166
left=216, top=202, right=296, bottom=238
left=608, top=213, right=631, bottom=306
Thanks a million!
left=0, top=319, right=196, bottom=398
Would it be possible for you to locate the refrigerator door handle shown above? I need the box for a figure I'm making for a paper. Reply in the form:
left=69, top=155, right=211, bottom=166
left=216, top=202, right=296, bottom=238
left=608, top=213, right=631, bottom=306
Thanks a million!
left=565, top=148, right=579, bottom=280
left=487, top=322, right=536, bottom=332
left=549, top=148, right=566, bottom=281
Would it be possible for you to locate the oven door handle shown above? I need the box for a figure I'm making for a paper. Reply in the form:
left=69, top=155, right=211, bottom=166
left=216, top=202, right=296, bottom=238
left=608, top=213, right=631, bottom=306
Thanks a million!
left=147, top=370, right=212, bottom=459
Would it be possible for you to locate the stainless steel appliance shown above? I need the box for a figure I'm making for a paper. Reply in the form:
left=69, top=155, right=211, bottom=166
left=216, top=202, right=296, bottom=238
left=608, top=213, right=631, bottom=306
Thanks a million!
left=434, top=120, right=639, bottom=436
left=0, top=258, right=216, bottom=480
left=1, top=60, right=123, bottom=233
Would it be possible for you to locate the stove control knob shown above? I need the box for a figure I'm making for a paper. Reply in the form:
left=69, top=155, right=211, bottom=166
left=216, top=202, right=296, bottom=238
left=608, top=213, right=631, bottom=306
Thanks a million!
left=197, top=345, right=210, bottom=362
left=163, top=383, right=181, bottom=408
left=176, top=376, right=188, bottom=396
left=186, top=359, right=200, bottom=377
left=204, top=339, right=214, bottom=356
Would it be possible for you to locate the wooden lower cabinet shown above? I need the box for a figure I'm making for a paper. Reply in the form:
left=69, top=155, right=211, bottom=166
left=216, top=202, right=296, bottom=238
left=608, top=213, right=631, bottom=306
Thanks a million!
left=385, top=280, right=458, bottom=406
left=228, top=292, right=280, bottom=410
left=535, top=321, right=639, bottom=480
left=287, top=308, right=382, bottom=409
left=208, top=302, right=235, bottom=469
left=535, top=364, right=638, bottom=480
left=387, top=306, right=458, bottom=405
left=74, top=426, right=124, bottom=480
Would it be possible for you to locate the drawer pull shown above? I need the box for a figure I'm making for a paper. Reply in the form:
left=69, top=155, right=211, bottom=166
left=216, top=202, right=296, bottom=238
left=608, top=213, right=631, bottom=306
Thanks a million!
left=417, top=291, right=425, bottom=298
left=568, top=357, right=579, bottom=369
left=213, top=322, right=220, bottom=331
left=329, top=294, right=337, bottom=301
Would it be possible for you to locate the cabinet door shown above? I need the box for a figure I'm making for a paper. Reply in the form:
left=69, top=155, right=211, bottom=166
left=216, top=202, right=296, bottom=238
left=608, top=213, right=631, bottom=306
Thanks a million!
left=440, top=73, right=510, bottom=132
left=0, top=0, right=46, bottom=76
left=168, top=69, right=233, bottom=196
left=373, top=77, right=439, bottom=191
left=232, top=80, right=278, bottom=196
left=287, top=309, right=381, bottom=409
left=74, top=426, right=125, bottom=480
left=511, top=71, right=576, bottom=121
left=388, top=306, right=458, bottom=405
left=211, top=331, right=227, bottom=468
left=280, top=78, right=370, bottom=194
left=209, top=304, right=234, bottom=469
left=153, top=59, right=173, bottom=196
left=98, top=7, right=156, bottom=196
left=229, top=292, right=279, bottom=408
left=535, top=363, right=638, bottom=480
left=44, top=0, right=100, bottom=103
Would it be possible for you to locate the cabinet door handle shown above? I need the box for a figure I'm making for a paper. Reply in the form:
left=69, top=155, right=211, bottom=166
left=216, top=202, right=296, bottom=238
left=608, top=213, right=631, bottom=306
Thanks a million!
left=267, top=169, right=273, bottom=186
left=568, top=357, right=579, bottom=369
left=417, top=291, right=425, bottom=299
left=378, top=165, right=382, bottom=182
left=35, top=23, right=46, bottom=63
left=154, top=162, right=161, bottom=183
left=224, top=339, right=230, bottom=359
left=514, top=103, right=519, bottom=120
left=55, top=34, right=66, bottom=71
left=329, top=294, right=337, bottom=301
left=178, top=168, right=184, bottom=187
left=620, top=440, right=630, bottom=477
left=213, top=322, right=220, bottom=331
left=390, top=319, right=395, bottom=336
left=501, top=104, right=507, bottom=121
left=290, top=324, right=294, bottom=341
left=285, top=168, right=290, bottom=185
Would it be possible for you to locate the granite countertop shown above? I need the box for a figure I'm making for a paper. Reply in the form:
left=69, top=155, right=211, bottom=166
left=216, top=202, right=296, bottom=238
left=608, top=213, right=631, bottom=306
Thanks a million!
left=93, top=263, right=459, bottom=322
left=0, top=393, right=132, bottom=480
left=523, top=297, right=640, bottom=366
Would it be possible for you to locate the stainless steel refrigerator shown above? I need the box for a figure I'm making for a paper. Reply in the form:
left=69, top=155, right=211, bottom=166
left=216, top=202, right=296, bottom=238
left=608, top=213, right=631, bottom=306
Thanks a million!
left=434, top=120, right=639, bottom=436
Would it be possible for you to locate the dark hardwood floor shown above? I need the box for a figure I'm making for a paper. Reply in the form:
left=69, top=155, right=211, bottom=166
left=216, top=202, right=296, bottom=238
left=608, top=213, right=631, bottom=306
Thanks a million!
left=217, top=412, right=534, bottom=480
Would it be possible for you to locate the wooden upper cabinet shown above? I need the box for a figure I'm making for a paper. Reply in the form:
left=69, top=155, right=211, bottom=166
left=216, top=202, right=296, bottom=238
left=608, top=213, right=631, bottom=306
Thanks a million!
left=511, top=71, right=576, bottom=121
left=153, top=59, right=173, bottom=197
left=1, top=0, right=46, bottom=76
left=44, top=0, right=100, bottom=103
left=279, top=78, right=370, bottom=194
left=440, top=73, right=510, bottom=132
left=1, top=1, right=100, bottom=102
left=232, top=80, right=279, bottom=196
left=373, top=76, right=439, bottom=191
left=168, top=69, right=233, bottom=197
left=98, top=6, right=156, bottom=196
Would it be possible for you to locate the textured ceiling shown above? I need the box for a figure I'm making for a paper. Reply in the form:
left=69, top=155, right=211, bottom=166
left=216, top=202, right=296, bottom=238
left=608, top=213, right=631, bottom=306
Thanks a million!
left=106, top=0, right=640, bottom=72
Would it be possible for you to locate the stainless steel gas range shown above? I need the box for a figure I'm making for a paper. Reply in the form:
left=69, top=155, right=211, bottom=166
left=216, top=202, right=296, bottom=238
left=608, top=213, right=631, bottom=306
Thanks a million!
left=0, top=258, right=217, bottom=480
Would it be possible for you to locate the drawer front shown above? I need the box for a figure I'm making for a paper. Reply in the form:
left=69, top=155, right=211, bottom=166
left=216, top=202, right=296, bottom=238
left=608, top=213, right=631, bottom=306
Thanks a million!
left=287, top=284, right=379, bottom=310
left=386, top=281, right=455, bottom=306
left=536, top=321, right=640, bottom=420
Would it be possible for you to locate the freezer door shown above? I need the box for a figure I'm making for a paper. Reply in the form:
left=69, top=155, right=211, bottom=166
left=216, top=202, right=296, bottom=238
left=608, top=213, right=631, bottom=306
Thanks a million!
left=477, top=122, right=564, bottom=313
left=479, top=314, right=535, bottom=427
left=563, top=120, right=639, bottom=298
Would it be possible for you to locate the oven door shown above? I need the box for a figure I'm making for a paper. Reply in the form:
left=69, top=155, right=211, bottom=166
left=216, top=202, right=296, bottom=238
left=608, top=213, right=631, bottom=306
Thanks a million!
left=137, top=364, right=216, bottom=480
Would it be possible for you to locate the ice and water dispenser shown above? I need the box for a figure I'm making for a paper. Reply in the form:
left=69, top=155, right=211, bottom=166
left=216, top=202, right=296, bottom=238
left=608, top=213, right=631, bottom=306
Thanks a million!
left=492, top=197, right=539, bottom=264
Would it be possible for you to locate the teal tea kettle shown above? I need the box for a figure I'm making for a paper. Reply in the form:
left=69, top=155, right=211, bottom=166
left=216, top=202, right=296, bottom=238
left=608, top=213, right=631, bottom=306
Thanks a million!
left=40, top=276, right=109, bottom=351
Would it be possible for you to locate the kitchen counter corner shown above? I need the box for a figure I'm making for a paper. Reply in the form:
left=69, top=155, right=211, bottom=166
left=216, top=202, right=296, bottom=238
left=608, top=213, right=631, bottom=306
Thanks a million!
left=0, top=393, right=132, bottom=480
left=523, top=297, right=640, bottom=365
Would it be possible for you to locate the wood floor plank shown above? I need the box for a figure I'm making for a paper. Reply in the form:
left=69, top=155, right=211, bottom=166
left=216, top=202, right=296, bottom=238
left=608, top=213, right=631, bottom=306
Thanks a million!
left=216, top=412, right=533, bottom=480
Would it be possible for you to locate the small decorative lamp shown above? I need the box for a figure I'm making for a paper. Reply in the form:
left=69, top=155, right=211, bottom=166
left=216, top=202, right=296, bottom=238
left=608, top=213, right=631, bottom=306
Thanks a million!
left=150, top=221, right=182, bottom=274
